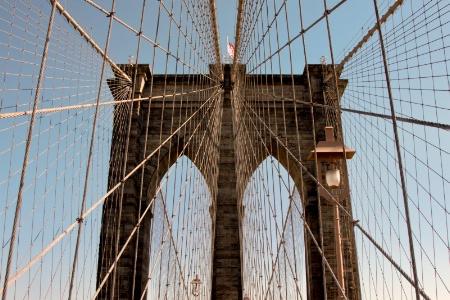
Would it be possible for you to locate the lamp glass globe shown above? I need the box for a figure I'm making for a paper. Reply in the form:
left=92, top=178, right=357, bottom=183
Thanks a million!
left=326, top=169, right=340, bottom=188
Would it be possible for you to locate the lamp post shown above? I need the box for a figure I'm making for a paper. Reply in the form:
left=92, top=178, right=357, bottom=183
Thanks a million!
left=191, top=274, right=202, bottom=297
left=308, top=126, right=355, bottom=300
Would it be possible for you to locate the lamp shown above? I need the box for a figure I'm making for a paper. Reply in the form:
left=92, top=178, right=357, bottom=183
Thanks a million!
left=308, top=126, right=355, bottom=300
left=191, top=274, right=202, bottom=297
left=326, top=166, right=340, bottom=188
left=308, top=126, right=355, bottom=192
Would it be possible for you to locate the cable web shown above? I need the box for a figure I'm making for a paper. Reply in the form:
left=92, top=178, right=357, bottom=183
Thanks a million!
left=1, top=0, right=449, bottom=299
left=233, top=0, right=449, bottom=299
left=0, top=0, right=117, bottom=298
left=0, top=0, right=221, bottom=299
left=339, top=1, right=450, bottom=299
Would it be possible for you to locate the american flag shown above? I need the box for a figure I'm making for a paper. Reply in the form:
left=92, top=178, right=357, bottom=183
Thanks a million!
left=227, top=41, right=235, bottom=59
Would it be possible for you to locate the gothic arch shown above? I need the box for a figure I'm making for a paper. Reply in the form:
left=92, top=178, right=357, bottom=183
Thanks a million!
left=240, top=137, right=306, bottom=205
left=145, top=135, right=217, bottom=207
left=240, top=154, right=308, bottom=299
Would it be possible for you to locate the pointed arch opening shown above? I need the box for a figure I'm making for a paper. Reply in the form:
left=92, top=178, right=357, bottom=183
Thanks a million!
left=146, top=155, right=213, bottom=299
left=241, top=155, right=307, bottom=299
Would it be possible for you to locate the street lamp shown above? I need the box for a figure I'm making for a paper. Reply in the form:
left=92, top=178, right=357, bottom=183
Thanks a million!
left=308, top=126, right=355, bottom=300
left=191, top=274, right=202, bottom=297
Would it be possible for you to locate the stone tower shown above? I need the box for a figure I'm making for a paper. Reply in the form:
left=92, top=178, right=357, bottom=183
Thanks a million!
left=97, top=64, right=361, bottom=300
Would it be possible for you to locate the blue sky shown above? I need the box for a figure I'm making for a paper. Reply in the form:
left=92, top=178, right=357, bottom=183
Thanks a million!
left=0, top=0, right=449, bottom=299
left=56, top=0, right=386, bottom=73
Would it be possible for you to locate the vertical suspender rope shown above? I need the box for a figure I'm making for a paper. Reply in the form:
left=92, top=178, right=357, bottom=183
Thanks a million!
left=283, top=0, right=304, bottom=295
left=67, top=0, right=118, bottom=298
left=1, top=2, right=58, bottom=299
left=297, top=0, right=328, bottom=298
left=131, top=0, right=163, bottom=296
left=321, top=0, right=354, bottom=298
left=128, top=0, right=147, bottom=298
left=372, top=0, right=421, bottom=299
left=161, top=0, right=178, bottom=295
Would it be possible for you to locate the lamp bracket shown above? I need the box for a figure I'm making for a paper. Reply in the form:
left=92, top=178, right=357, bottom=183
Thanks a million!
left=318, top=186, right=349, bottom=203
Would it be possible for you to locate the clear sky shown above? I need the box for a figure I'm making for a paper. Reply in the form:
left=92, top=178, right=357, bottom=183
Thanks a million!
left=58, top=0, right=385, bottom=73
left=0, top=0, right=449, bottom=299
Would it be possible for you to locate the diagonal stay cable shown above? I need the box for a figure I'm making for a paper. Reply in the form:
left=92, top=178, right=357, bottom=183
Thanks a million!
left=139, top=91, right=222, bottom=299
left=245, top=0, right=348, bottom=74
left=237, top=84, right=346, bottom=297
left=242, top=88, right=450, bottom=131
left=372, top=1, right=420, bottom=298
left=49, top=0, right=131, bottom=82
left=235, top=93, right=342, bottom=297
left=236, top=113, right=306, bottom=298
left=338, top=0, right=404, bottom=69
left=83, top=0, right=214, bottom=81
left=209, top=0, right=222, bottom=64
left=67, top=0, right=118, bottom=297
left=96, top=90, right=222, bottom=299
left=0, top=88, right=222, bottom=293
left=1, top=2, right=58, bottom=299
left=0, top=86, right=219, bottom=119
left=240, top=94, right=433, bottom=300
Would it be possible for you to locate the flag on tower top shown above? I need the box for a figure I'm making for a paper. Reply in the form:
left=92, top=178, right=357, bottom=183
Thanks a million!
left=227, top=42, right=234, bottom=59
left=227, top=36, right=235, bottom=59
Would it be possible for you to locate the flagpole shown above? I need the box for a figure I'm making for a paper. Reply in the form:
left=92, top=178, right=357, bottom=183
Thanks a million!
left=226, top=35, right=229, bottom=63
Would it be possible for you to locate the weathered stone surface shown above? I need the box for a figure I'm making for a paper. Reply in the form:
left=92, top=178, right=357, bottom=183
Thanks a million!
left=98, top=64, right=361, bottom=300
